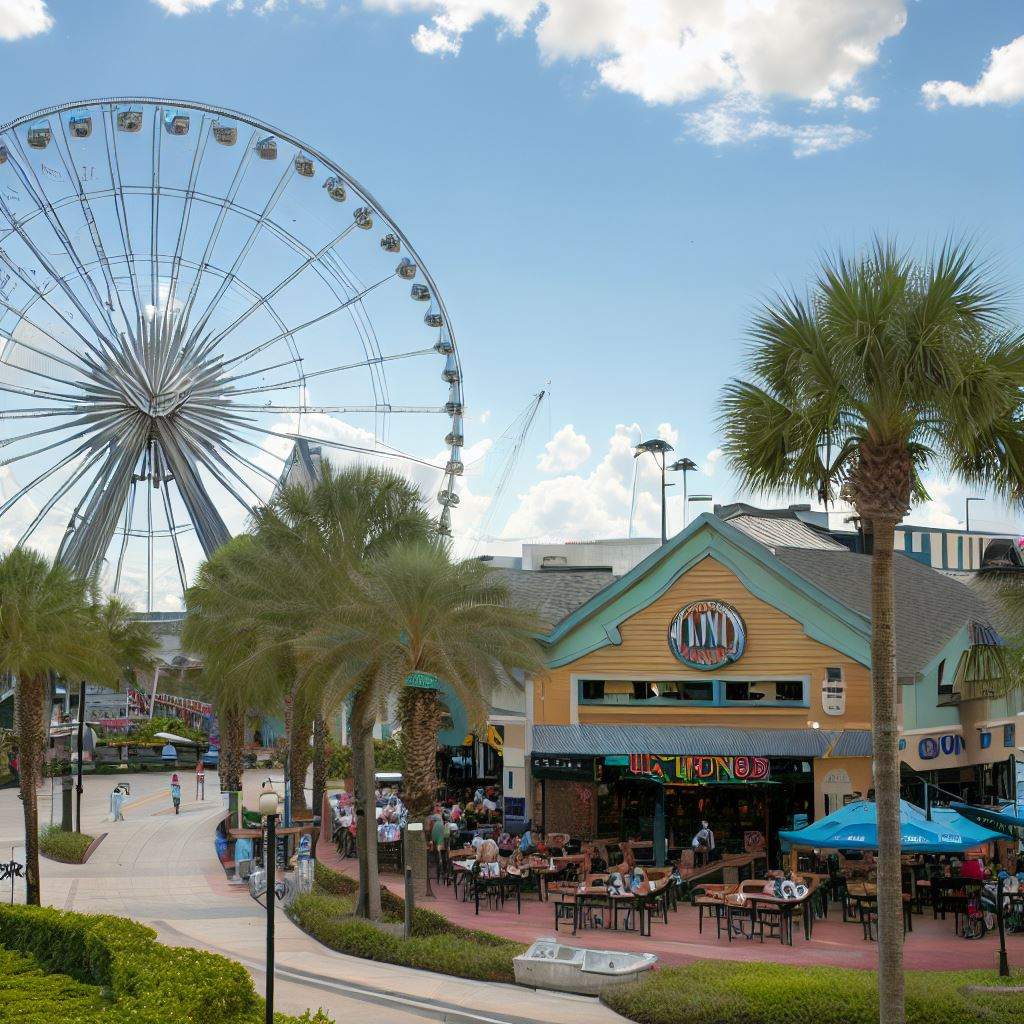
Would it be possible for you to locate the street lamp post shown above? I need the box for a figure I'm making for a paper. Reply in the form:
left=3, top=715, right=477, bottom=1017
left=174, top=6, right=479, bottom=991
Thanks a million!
left=634, top=438, right=675, bottom=545
left=965, top=496, right=983, bottom=533
left=667, top=458, right=698, bottom=529
left=258, top=786, right=280, bottom=1024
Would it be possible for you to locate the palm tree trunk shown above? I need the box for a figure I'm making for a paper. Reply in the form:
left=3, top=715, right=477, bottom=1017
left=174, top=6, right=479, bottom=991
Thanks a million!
left=15, top=673, right=45, bottom=906
left=870, top=517, right=905, bottom=1024
left=311, top=713, right=327, bottom=856
left=399, top=688, right=443, bottom=900
left=351, top=688, right=381, bottom=920
left=220, top=704, right=245, bottom=795
left=289, top=713, right=312, bottom=812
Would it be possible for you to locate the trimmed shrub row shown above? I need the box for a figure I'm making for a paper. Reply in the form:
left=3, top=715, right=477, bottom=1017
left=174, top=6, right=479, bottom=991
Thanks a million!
left=0, top=904, right=332, bottom=1024
left=601, top=960, right=1024, bottom=1024
left=39, top=825, right=96, bottom=864
left=290, top=865, right=524, bottom=984
left=0, top=946, right=110, bottom=1021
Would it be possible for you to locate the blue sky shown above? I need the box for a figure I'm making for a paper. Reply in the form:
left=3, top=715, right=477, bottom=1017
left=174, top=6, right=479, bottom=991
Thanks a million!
left=1, top=0, right=1023, bottom=555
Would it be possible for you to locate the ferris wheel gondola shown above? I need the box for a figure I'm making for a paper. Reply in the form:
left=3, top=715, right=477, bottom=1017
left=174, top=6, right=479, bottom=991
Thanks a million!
left=0, top=97, right=465, bottom=611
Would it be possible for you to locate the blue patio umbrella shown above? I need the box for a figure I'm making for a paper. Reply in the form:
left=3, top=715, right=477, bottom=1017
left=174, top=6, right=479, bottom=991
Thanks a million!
left=951, top=801, right=1024, bottom=841
left=778, top=799, right=1008, bottom=853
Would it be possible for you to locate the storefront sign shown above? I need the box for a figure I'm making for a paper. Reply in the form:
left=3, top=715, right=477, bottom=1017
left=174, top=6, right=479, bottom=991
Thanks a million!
left=531, top=755, right=596, bottom=781
left=627, top=753, right=770, bottom=784
left=668, top=600, right=746, bottom=670
left=918, top=733, right=964, bottom=760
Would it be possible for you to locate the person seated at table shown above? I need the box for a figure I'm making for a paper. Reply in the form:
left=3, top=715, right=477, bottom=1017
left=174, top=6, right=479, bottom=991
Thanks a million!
left=519, top=826, right=537, bottom=855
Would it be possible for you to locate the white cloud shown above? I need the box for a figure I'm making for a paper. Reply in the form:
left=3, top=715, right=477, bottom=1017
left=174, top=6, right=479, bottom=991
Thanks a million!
left=844, top=94, right=879, bottom=112
left=685, top=93, right=867, bottom=157
left=151, top=0, right=221, bottom=13
left=502, top=421, right=683, bottom=541
left=364, top=1, right=904, bottom=153
left=702, top=447, right=723, bottom=477
left=0, top=0, right=53, bottom=40
left=537, top=423, right=591, bottom=473
left=479, top=409, right=491, bottom=425
left=922, top=34, right=1024, bottom=109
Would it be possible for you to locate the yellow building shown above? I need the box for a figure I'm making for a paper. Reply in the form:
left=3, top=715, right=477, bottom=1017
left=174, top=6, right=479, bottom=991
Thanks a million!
left=511, top=513, right=1001, bottom=863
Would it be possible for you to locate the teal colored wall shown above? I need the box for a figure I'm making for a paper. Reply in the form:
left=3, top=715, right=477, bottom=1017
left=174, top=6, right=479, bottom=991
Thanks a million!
left=903, top=625, right=969, bottom=732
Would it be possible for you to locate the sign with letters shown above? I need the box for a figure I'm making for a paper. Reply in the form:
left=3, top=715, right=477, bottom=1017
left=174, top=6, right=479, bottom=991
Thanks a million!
left=668, top=600, right=746, bottom=669
left=627, top=753, right=770, bottom=785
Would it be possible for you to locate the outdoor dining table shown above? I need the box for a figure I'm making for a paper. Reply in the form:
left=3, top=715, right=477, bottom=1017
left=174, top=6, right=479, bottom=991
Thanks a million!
left=723, top=891, right=810, bottom=946
left=565, top=878, right=670, bottom=938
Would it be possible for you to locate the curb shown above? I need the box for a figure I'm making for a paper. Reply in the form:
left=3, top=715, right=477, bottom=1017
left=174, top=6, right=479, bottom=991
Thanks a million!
left=81, top=832, right=107, bottom=864
left=248, top=958, right=605, bottom=1024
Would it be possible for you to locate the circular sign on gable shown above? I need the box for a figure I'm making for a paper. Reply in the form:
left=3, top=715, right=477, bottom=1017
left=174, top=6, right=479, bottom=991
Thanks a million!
left=668, top=600, right=746, bottom=670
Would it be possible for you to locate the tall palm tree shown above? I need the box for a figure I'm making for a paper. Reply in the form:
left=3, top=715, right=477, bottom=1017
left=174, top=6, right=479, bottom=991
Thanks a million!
left=299, top=540, right=544, bottom=898
left=76, top=598, right=159, bottom=831
left=720, top=240, right=1024, bottom=1024
left=183, top=536, right=283, bottom=801
left=0, top=548, right=119, bottom=905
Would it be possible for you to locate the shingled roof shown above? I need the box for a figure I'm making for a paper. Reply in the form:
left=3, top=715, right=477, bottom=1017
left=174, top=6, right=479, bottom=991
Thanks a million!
left=773, top=546, right=994, bottom=679
left=489, top=567, right=616, bottom=631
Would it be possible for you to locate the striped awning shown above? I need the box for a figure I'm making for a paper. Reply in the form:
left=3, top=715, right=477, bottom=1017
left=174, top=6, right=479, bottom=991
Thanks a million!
left=531, top=724, right=836, bottom=759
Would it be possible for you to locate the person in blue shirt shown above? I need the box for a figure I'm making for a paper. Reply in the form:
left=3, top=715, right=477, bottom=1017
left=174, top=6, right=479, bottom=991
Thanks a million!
left=170, top=773, right=182, bottom=815
left=519, top=828, right=535, bottom=854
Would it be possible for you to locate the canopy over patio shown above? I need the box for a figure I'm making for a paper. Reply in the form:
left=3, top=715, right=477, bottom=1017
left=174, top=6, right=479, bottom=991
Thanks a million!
left=778, top=799, right=1008, bottom=853
left=952, top=801, right=1024, bottom=841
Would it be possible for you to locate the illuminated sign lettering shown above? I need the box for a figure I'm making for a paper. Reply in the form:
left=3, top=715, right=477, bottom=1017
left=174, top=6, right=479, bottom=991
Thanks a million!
left=627, top=753, right=770, bottom=784
left=668, top=600, right=746, bottom=670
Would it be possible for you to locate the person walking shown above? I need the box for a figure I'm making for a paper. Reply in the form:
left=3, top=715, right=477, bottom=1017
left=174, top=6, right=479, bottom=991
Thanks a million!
left=170, top=773, right=182, bottom=815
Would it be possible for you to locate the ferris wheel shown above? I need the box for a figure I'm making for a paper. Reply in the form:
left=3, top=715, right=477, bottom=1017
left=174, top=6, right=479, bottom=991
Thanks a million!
left=0, top=97, right=464, bottom=611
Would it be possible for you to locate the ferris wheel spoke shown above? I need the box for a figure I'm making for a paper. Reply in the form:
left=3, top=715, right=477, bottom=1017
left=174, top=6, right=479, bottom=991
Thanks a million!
left=249, top=425, right=444, bottom=471
left=159, top=477, right=189, bottom=595
left=0, top=249, right=112, bottom=366
left=0, top=379, right=87, bottom=403
left=101, top=107, right=147, bottom=339
left=0, top=441, right=99, bottom=517
left=228, top=402, right=446, bottom=415
left=183, top=159, right=296, bottom=354
left=16, top=442, right=110, bottom=547
left=51, top=118, right=127, bottom=336
left=213, top=273, right=399, bottom=374
left=58, top=427, right=149, bottom=577
left=112, top=477, right=136, bottom=594
left=0, top=136, right=118, bottom=344
left=0, top=323, right=104, bottom=383
left=175, top=128, right=258, bottom=335
left=0, top=410, right=132, bottom=468
left=0, top=411, right=112, bottom=451
left=150, top=107, right=162, bottom=313
left=198, top=223, right=358, bottom=358
left=157, top=116, right=212, bottom=391
left=223, top=346, right=436, bottom=395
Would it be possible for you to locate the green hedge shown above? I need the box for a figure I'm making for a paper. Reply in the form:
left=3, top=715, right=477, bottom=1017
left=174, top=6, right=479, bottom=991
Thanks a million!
left=0, top=946, right=110, bottom=1021
left=601, top=960, right=1024, bottom=1024
left=40, top=826, right=95, bottom=864
left=289, top=865, right=524, bottom=984
left=0, top=904, right=332, bottom=1024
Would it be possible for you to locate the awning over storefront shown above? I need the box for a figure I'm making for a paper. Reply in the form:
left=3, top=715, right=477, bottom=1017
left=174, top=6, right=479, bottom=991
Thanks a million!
left=779, top=799, right=1008, bottom=852
left=829, top=730, right=873, bottom=757
left=532, top=724, right=838, bottom=759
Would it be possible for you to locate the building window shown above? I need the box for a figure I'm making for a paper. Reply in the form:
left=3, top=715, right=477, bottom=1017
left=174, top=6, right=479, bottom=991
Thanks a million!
left=577, top=678, right=805, bottom=707
left=1004, top=724, right=1016, bottom=748
left=937, top=659, right=953, bottom=697
left=723, top=680, right=805, bottom=703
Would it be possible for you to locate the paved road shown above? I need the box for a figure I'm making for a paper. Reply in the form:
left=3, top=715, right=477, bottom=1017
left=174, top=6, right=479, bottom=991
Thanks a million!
left=0, top=773, right=625, bottom=1024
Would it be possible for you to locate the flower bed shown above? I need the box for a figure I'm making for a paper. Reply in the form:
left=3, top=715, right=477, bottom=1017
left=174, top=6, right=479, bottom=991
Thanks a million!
left=601, top=960, right=1024, bottom=1024
left=288, top=863, right=524, bottom=983
left=0, top=904, right=332, bottom=1024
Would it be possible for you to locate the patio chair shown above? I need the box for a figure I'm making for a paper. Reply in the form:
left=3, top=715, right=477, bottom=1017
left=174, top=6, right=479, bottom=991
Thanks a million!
left=858, top=894, right=912, bottom=940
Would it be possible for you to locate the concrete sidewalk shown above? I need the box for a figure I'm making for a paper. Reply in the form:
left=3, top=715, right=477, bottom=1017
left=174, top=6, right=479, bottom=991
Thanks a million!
left=1, top=773, right=626, bottom=1024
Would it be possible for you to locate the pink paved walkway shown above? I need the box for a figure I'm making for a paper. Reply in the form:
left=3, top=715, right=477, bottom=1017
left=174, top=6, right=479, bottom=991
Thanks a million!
left=319, top=843, right=1022, bottom=972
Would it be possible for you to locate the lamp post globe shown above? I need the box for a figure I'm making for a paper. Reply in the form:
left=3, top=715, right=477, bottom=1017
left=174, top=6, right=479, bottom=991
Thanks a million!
left=634, top=438, right=675, bottom=545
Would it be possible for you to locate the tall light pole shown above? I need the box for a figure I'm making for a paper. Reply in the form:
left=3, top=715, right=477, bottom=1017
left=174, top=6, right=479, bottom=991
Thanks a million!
left=668, top=458, right=698, bottom=529
left=965, top=496, right=983, bottom=532
left=258, top=786, right=280, bottom=1024
left=634, top=438, right=675, bottom=545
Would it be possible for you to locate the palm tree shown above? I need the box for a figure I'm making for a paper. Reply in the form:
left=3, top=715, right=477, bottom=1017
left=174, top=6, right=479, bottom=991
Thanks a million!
left=76, top=598, right=158, bottom=831
left=0, top=548, right=119, bottom=905
left=720, top=240, right=1024, bottom=1024
left=183, top=536, right=284, bottom=802
left=299, top=540, right=544, bottom=898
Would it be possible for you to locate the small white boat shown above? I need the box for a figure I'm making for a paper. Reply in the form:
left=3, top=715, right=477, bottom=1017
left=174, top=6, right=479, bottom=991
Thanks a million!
left=513, top=938, right=656, bottom=995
